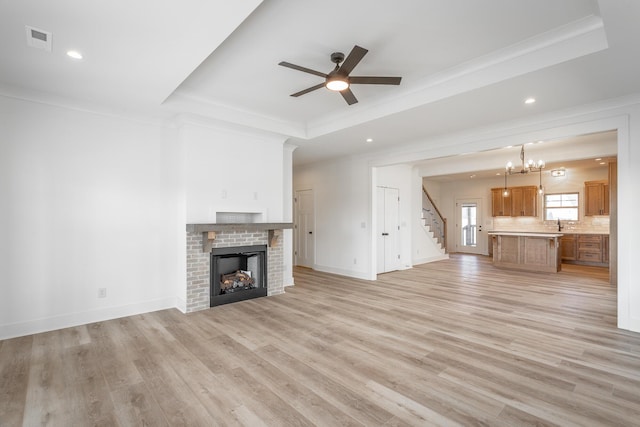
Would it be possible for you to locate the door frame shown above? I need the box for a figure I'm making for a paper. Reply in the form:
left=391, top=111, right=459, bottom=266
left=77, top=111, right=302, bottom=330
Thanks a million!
left=455, top=197, right=485, bottom=255
left=377, top=186, right=401, bottom=274
left=294, top=188, right=315, bottom=268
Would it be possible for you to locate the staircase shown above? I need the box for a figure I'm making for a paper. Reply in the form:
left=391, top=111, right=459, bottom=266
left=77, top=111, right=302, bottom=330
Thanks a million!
left=420, top=186, right=448, bottom=259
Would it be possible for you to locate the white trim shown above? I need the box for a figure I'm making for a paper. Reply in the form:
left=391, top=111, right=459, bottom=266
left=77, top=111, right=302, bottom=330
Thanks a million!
left=413, top=254, right=450, bottom=265
left=306, top=15, right=607, bottom=139
left=312, top=264, right=372, bottom=281
left=0, top=297, right=178, bottom=341
left=365, top=93, right=640, bottom=168
left=175, top=296, right=187, bottom=314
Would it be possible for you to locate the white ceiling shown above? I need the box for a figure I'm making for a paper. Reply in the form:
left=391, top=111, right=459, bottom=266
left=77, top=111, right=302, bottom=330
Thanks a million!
left=2, top=0, right=639, bottom=172
left=417, top=131, right=617, bottom=182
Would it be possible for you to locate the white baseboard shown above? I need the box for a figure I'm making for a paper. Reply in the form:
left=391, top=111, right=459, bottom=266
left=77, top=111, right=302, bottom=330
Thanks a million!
left=412, top=254, right=449, bottom=265
left=0, top=297, right=178, bottom=340
left=175, top=296, right=187, bottom=314
left=618, top=316, right=640, bottom=334
left=312, top=264, right=372, bottom=280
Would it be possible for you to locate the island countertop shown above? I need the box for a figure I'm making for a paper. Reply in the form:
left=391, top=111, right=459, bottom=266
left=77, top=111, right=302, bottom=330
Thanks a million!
left=488, top=231, right=564, bottom=238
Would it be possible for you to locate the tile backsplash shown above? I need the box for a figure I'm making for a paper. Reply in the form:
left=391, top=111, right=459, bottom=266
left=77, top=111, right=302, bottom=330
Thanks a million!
left=490, top=215, right=610, bottom=234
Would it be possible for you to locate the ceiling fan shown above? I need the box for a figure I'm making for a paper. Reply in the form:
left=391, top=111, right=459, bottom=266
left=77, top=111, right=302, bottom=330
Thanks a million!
left=278, top=45, right=402, bottom=105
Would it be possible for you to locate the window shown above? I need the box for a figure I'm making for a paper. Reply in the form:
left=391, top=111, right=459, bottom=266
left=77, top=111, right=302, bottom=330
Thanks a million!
left=544, top=193, right=579, bottom=220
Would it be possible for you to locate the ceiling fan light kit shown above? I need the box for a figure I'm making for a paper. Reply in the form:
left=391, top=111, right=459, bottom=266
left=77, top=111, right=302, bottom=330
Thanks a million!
left=326, top=76, right=349, bottom=91
left=279, top=45, right=402, bottom=105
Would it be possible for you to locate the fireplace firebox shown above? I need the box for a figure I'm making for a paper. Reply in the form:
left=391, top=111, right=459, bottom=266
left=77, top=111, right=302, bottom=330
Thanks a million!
left=210, top=245, right=267, bottom=307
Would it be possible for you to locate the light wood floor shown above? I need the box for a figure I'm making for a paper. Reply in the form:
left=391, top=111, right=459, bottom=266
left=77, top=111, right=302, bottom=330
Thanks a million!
left=2, top=255, right=640, bottom=426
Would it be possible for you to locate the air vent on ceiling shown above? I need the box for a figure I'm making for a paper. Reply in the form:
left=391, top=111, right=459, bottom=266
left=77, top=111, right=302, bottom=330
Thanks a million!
left=25, top=25, right=52, bottom=52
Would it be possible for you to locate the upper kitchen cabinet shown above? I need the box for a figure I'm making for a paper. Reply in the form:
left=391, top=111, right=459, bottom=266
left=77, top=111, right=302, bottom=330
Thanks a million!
left=584, top=180, right=609, bottom=216
left=491, top=188, right=512, bottom=216
left=511, top=186, right=538, bottom=217
left=492, top=186, right=537, bottom=217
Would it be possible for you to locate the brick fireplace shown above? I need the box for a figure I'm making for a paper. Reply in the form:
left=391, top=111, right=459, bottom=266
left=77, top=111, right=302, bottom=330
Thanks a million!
left=185, top=223, right=291, bottom=313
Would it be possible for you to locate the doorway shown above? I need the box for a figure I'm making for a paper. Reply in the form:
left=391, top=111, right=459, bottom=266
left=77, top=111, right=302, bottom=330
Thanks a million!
left=377, top=186, right=400, bottom=273
left=294, top=189, right=315, bottom=268
left=455, top=198, right=484, bottom=255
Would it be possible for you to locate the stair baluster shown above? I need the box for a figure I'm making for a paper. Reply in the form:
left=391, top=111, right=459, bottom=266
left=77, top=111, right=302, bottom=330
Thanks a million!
left=422, top=186, right=447, bottom=252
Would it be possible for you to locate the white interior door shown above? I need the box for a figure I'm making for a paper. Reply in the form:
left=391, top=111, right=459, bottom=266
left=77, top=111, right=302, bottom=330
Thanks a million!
left=295, top=189, right=315, bottom=267
left=455, top=198, right=484, bottom=255
left=377, top=187, right=400, bottom=273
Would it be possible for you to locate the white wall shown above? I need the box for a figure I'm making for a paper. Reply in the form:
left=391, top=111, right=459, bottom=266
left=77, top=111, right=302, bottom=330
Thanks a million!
left=619, top=104, right=640, bottom=332
left=292, top=160, right=443, bottom=280
left=282, top=144, right=296, bottom=287
left=179, top=122, right=286, bottom=223
left=0, top=97, right=294, bottom=339
left=294, top=157, right=371, bottom=279
left=0, top=96, right=182, bottom=338
left=293, top=96, right=640, bottom=333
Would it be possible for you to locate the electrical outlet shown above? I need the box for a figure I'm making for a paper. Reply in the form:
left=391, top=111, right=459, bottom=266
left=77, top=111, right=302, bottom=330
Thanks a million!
left=98, top=288, right=107, bottom=298
left=354, top=258, right=357, bottom=264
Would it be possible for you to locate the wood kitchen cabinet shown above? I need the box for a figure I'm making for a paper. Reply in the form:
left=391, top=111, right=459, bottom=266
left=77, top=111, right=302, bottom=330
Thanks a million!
left=511, top=186, right=538, bottom=217
left=490, top=232, right=562, bottom=273
left=491, top=188, right=512, bottom=216
left=561, top=233, right=608, bottom=266
left=491, top=186, right=536, bottom=217
left=577, top=234, right=602, bottom=263
left=560, top=235, right=577, bottom=261
left=584, top=180, right=609, bottom=216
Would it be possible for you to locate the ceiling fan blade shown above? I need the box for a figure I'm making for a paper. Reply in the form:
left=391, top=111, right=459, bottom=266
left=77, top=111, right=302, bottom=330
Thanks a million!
left=349, top=76, right=402, bottom=85
left=278, top=61, right=327, bottom=78
left=291, top=83, right=325, bottom=97
left=338, top=45, right=368, bottom=76
left=340, top=88, right=358, bottom=105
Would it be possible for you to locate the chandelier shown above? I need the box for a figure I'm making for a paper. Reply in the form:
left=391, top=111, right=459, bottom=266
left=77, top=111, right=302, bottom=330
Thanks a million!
left=503, top=145, right=545, bottom=195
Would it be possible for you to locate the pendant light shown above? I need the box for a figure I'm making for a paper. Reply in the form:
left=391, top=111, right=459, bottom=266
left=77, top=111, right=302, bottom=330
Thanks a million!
left=503, top=144, right=545, bottom=191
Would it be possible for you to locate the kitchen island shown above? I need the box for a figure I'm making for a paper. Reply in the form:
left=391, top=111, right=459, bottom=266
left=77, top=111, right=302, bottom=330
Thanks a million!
left=488, top=231, right=563, bottom=272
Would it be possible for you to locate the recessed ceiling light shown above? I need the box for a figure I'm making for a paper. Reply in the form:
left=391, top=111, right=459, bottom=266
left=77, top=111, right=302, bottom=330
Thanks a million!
left=66, top=50, right=83, bottom=60
left=365, top=138, right=373, bottom=143
left=469, top=174, right=476, bottom=179
left=524, top=97, right=536, bottom=104
left=505, top=145, right=513, bottom=149
left=595, top=158, right=602, bottom=161
left=496, top=173, right=501, bottom=176
left=600, top=162, right=606, bottom=165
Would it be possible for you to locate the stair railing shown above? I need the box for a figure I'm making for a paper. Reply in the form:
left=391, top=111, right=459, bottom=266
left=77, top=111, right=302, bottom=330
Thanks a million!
left=422, top=186, right=447, bottom=252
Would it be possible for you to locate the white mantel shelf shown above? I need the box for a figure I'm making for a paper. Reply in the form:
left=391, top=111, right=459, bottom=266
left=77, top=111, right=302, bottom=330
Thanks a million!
left=186, top=223, right=293, bottom=233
